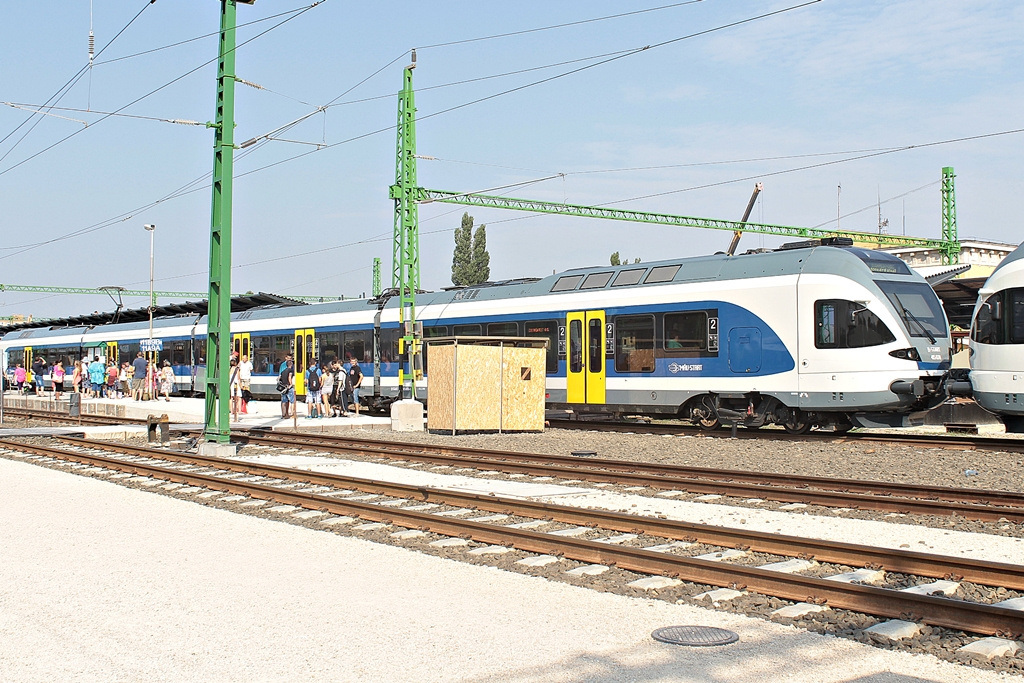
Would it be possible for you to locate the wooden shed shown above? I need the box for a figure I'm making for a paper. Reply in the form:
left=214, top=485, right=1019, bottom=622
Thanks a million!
left=425, top=337, right=547, bottom=434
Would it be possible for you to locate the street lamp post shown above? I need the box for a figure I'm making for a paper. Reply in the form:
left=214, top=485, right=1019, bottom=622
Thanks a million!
left=144, top=224, right=155, bottom=343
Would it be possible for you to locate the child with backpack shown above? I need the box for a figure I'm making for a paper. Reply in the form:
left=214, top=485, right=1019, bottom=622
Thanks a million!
left=305, top=359, right=322, bottom=419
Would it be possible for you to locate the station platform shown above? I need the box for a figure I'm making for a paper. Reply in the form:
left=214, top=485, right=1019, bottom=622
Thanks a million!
left=1, top=455, right=1008, bottom=683
left=0, top=393, right=398, bottom=436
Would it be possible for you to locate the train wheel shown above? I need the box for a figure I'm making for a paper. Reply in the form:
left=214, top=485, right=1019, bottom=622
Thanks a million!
left=783, top=411, right=811, bottom=435
left=692, top=396, right=720, bottom=431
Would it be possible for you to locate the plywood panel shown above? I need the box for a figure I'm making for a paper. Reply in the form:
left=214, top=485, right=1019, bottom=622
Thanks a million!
left=501, top=346, right=546, bottom=431
left=454, top=344, right=501, bottom=430
left=426, top=344, right=455, bottom=431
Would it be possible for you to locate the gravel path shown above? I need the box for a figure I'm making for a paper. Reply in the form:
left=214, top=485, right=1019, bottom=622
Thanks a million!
left=3, top=456, right=1018, bottom=683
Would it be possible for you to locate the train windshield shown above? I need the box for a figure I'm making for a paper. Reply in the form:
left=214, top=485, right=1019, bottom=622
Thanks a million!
left=874, top=281, right=947, bottom=340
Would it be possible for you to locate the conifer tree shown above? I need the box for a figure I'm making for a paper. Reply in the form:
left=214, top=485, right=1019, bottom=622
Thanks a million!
left=470, top=224, right=490, bottom=284
left=451, top=213, right=474, bottom=286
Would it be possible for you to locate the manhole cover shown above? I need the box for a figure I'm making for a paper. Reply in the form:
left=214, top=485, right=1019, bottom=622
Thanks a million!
left=651, top=625, right=739, bottom=647
left=570, top=450, right=597, bottom=457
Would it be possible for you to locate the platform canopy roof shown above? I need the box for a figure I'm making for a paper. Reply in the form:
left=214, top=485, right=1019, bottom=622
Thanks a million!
left=0, top=293, right=307, bottom=334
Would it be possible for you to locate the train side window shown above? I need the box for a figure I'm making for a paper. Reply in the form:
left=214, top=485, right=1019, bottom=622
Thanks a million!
left=272, top=335, right=290, bottom=373
left=614, top=315, right=655, bottom=373
left=319, top=332, right=340, bottom=365
left=580, top=272, right=613, bottom=289
left=421, top=326, right=449, bottom=373
left=644, top=265, right=681, bottom=284
left=252, top=335, right=272, bottom=373
left=524, top=320, right=559, bottom=373
left=816, top=300, right=895, bottom=349
left=612, top=268, right=646, bottom=287
left=663, top=312, right=708, bottom=352
left=487, top=322, right=518, bottom=336
left=453, top=324, right=482, bottom=336
left=569, top=319, right=583, bottom=373
left=551, top=275, right=584, bottom=292
left=343, top=331, right=371, bottom=363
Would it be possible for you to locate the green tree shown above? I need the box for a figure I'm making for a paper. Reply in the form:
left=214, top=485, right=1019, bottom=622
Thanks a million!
left=451, top=213, right=474, bottom=286
left=610, top=252, right=640, bottom=265
left=470, top=224, right=490, bottom=284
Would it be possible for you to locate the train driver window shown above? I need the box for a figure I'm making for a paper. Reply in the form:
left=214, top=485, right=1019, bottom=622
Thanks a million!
left=614, top=315, right=655, bottom=373
left=663, top=312, right=707, bottom=352
left=815, top=300, right=895, bottom=349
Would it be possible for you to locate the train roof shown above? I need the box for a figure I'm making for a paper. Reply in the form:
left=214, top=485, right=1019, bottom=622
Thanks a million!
left=989, top=241, right=1024, bottom=276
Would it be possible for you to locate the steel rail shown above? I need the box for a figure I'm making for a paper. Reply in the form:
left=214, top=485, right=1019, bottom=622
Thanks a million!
left=49, top=436, right=1024, bottom=590
left=229, top=431, right=1024, bottom=522
left=1, top=407, right=150, bottom=426
left=548, top=418, right=1024, bottom=455
left=5, top=438, right=1022, bottom=638
left=237, top=430, right=1024, bottom=507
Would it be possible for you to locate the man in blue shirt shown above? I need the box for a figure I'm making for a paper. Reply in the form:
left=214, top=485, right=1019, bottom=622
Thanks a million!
left=131, top=352, right=148, bottom=400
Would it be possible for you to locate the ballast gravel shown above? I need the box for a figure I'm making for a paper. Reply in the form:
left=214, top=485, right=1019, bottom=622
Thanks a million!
left=1, top=456, right=1019, bottom=683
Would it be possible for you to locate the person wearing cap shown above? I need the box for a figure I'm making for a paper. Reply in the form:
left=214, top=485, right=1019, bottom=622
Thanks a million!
left=159, top=360, right=175, bottom=402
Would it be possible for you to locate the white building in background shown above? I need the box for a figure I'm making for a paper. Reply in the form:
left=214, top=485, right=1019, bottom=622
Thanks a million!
left=882, top=239, right=1019, bottom=280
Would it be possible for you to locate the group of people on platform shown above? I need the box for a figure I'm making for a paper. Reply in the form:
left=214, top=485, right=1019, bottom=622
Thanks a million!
left=6, top=350, right=367, bottom=421
left=276, top=355, right=363, bottom=420
left=4, top=352, right=174, bottom=401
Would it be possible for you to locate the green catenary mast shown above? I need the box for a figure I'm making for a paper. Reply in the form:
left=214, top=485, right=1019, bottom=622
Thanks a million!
left=389, top=51, right=421, bottom=397
left=941, top=167, right=960, bottom=265
left=204, top=0, right=253, bottom=444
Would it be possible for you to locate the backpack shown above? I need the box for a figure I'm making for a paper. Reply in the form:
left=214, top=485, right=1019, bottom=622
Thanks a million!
left=306, top=367, right=321, bottom=392
left=276, top=367, right=290, bottom=393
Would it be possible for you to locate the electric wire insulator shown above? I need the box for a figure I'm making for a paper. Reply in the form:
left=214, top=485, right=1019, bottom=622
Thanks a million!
left=88, top=32, right=95, bottom=63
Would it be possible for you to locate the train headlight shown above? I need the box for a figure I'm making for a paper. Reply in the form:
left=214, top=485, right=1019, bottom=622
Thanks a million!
left=888, top=348, right=921, bottom=361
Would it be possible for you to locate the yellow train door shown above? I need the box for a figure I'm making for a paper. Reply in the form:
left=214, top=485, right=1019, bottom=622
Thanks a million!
left=566, top=310, right=606, bottom=404
left=106, top=342, right=119, bottom=366
left=293, top=328, right=316, bottom=395
left=232, top=333, right=251, bottom=360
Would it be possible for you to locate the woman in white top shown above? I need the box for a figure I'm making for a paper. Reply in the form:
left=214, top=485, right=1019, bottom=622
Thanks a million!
left=159, top=360, right=175, bottom=401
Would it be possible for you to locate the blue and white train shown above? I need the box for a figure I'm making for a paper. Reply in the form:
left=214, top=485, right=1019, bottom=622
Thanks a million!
left=1, top=239, right=951, bottom=432
left=968, top=241, right=1024, bottom=433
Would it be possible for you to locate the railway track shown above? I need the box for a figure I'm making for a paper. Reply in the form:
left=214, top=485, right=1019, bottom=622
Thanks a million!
left=226, top=430, right=1024, bottom=523
left=0, top=407, right=150, bottom=426
left=2, top=435, right=1022, bottom=640
left=548, top=417, right=1024, bottom=454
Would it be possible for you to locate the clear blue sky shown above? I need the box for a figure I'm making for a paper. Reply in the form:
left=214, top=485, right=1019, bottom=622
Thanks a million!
left=2, top=0, right=1022, bottom=319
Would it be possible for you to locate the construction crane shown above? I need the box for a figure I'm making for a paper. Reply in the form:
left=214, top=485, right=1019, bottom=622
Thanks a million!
left=726, top=182, right=763, bottom=256
left=0, top=284, right=344, bottom=304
